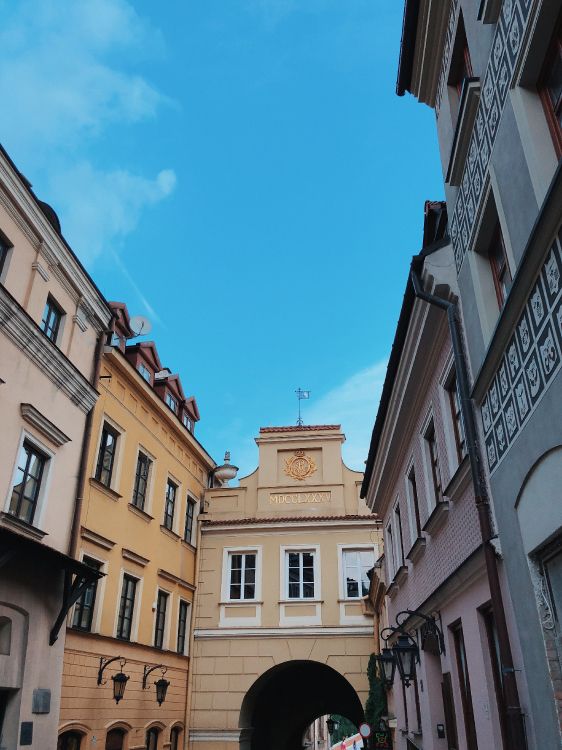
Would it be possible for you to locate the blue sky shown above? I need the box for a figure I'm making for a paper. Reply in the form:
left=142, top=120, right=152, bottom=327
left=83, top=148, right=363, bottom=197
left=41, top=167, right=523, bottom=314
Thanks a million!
left=1, top=0, right=444, bottom=476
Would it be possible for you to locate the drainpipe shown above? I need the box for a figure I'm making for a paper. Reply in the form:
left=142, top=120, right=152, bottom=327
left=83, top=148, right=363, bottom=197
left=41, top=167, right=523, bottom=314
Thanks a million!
left=69, top=319, right=114, bottom=558
left=410, top=265, right=527, bottom=749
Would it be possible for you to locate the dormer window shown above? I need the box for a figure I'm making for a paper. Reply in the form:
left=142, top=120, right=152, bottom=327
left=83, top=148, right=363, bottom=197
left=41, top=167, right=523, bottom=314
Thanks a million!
left=182, top=413, right=194, bottom=433
left=137, top=362, right=151, bottom=383
left=165, top=392, right=178, bottom=413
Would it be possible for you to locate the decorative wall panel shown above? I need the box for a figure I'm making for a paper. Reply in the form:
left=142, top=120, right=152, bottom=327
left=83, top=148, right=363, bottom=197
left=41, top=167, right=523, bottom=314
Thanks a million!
left=480, top=229, right=562, bottom=473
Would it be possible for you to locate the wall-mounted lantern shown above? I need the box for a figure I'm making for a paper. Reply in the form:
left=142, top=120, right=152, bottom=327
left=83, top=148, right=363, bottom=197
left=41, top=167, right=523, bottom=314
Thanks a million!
left=379, top=609, right=443, bottom=689
left=97, top=656, right=129, bottom=704
left=143, top=664, right=170, bottom=705
left=374, top=647, right=397, bottom=689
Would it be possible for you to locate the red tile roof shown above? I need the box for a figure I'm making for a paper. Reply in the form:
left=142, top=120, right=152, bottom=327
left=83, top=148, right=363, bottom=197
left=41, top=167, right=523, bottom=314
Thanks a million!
left=201, top=514, right=380, bottom=526
left=259, top=425, right=341, bottom=433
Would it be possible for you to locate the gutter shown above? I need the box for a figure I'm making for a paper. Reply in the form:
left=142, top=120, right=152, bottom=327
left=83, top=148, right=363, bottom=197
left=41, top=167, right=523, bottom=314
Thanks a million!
left=409, top=267, right=528, bottom=750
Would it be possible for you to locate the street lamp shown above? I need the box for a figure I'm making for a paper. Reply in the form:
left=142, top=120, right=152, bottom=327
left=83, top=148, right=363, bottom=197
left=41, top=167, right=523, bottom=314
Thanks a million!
left=155, top=676, right=170, bottom=706
left=111, top=670, right=129, bottom=704
left=374, top=647, right=396, bottom=689
left=392, top=633, right=419, bottom=688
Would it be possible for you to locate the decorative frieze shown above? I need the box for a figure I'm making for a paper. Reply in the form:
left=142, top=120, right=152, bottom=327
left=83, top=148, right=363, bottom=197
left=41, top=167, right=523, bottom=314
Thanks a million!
left=449, top=0, right=535, bottom=272
left=480, top=231, right=562, bottom=473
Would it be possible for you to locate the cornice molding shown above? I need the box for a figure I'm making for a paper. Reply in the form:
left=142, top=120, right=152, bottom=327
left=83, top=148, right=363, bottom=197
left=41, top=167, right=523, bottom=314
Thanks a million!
left=122, top=547, right=149, bottom=567
left=194, top=625, right=373, bottom=639
left=80, top=527, right=115, bottom=551
left=20, top=403, right=71, bottom=447
left=0, top=286, right=98, bottom=414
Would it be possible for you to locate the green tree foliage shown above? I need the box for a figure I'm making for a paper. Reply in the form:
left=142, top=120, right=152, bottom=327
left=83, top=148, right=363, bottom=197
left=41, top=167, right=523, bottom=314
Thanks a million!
left=329, top=714, right=357, bottom=744
left=364, top=653, right=387, bottom=730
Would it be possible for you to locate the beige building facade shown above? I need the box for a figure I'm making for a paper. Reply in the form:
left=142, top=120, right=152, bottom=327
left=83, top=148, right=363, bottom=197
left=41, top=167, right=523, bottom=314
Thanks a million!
left=189, top=425, right=381, bottom=750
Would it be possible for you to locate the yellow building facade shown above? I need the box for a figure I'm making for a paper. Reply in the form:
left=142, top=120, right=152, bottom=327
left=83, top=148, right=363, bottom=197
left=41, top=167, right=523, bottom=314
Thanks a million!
left=188, top=425, right=382, bottom=750
left=58, top=303, right=215, bottom=750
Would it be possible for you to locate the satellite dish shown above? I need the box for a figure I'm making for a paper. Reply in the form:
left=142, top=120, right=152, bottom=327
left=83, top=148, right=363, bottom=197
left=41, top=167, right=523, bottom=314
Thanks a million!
left=129, top=315, right=152, bottom=338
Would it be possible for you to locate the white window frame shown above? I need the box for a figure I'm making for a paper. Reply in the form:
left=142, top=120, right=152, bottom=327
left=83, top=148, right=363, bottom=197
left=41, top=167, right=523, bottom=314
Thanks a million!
left=114, top=568, right=143, bottom=642
left=137, top=362, right=151, bottom=382
left=221, top=547, right=262, bottom=603
left=6, top=429, right=55, bottom=531
left=165, top=392, right=178, bottom=413
left=280, top=545, right=321, bottom=601
left=338, top=544, right=378, bottom=601
left=152, top=586, right=172, bottom=650
left=175, top=598, right=192, bottom=656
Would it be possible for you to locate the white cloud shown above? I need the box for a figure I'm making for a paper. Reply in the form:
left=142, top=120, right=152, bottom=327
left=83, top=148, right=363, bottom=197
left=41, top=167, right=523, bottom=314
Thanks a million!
left=0, top=0, right=176, bottom=311
left=305, top=360, right=388, bottom=471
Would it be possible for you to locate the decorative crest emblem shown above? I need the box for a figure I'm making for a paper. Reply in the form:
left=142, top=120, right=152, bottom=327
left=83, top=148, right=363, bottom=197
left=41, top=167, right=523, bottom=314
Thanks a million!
left=284, top=450, right=317, bottom=481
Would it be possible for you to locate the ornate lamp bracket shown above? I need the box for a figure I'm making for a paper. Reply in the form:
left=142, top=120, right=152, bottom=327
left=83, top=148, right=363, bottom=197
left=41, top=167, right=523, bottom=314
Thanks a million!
left=97, top=656, right=125, bottom=685
left=142, top=664, right=167, bottom=689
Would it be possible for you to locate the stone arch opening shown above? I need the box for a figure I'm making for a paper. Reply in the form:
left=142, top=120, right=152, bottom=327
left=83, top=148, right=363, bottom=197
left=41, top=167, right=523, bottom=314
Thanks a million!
left=239, top=660, right=364, bottom=750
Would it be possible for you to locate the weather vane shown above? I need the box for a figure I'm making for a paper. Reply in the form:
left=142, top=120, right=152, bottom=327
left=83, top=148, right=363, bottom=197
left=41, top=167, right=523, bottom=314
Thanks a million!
left=295, top=388, right=310, bottom=426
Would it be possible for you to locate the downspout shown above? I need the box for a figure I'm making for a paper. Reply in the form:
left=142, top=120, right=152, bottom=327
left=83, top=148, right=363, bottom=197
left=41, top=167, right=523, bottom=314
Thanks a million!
left=69, top=319, right=113, bottom=558
left=410, top=266, right=527, bottom=749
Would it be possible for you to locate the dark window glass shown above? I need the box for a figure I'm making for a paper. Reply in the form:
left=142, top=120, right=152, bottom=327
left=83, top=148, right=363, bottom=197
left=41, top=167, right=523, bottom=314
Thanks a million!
left=452, top=622, right=479, bottom=750
left=395, top=505, right=405, bottom=566
left=488, top=225, right=512, bottom=309
left=229, top=552, right=256, bottom=600
left=408, top=467, right=422, bottom=539
left=132, top=452, right=151, bottom=510
left=538, top=16, right=562, bottom=158
left=154, top=590, right=168, bottom=649
left=41, top=296, right=63, bottom=343
left=95, top=424, right=118, bottom=488
left=287, top=551, right=315, bottom=599
left=57, top=731, right=83, bottom=750
left=146, top=728, right=159, bottom=750
left=0, top=235, right=11, bottom=279
left=116, top=574, right=137, bottom=640
left=164, top=480, right=177, bottom=530
left=170, top=727, right=182, bottom=750
left=425, top=420, right=443, bottom=505
left=448, top=372, right=467, bottom=462
left=177, top=600, right=189, bottom=654
left=448, top=12, right=473, bottom=98
left=9, top=441, right=46, bottom=525
left=72, top=557, right=102, bottom=631
left=184, top=498, right=195, bottom=543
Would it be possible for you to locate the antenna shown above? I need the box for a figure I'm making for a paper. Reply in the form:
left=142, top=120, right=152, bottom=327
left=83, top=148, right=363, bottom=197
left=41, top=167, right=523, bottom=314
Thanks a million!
left=128, top=315, right=152, bottom=339
left=295, top=388, right=310, bottom=426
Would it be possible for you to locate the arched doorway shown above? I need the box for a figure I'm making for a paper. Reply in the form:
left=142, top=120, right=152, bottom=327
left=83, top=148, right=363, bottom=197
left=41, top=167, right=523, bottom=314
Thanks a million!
left=239, top=661, right=364, bottom=750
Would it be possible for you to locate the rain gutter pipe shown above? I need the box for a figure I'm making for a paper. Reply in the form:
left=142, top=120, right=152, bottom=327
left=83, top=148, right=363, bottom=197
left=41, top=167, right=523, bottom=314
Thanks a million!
left=410, top=265, right=527, bottom=750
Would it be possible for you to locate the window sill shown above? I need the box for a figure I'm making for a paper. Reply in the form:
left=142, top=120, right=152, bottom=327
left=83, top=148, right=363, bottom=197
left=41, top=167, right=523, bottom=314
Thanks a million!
left=386, top=581, right=398, bottom=599
left=393, top=565, right=408, bottom=586
left=446, top=77, right=481, bottom=186
left=181, top=539, right=197, bottom=552
left=220, top=600, right=263, bottom=605
left=278, top=599, right=323, bottom=604
left=337, top=597, right=368, bottom=603
left=422, top=501, right=450, bottom=536
left=443, top=454, right=471, bottom=502
left=160, top=525, right=181, bottom=541
left=127, top=503, right=153, bottom=522
left=0, top=511, right=47, bottom=541
left=406, top=536, right=427, bottom=564
left=89, top=477, right=122, bottom=501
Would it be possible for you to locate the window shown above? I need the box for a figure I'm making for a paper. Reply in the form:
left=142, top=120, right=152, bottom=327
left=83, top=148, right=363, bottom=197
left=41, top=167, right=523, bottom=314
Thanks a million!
left=9, top=441, right=46, bottom=525
left=342, top=549, right=374, bottom=598
left=184, top=498, right=196, bottom=543
left=182, top=412, right=194, bottom=432
left=425, top=419, right=443, bottom=505
left=41, top=296, right=63, bottom=343
left=105, top=729, right=126, bottom=750
left=228, top=552, right=256, bottom=600
left=449, top=12, right=473, bottom=98
left=0, top=234, right=11, bottom=279
left=116, top=574, right=137, bottom=640
left=538, top=16, right=562, bottom=157
left=165, top=392, right=178, bottom=413
left=394, top=503, right=405, bottom=568
left=407, top=466, right=422, bottom=540
left=177, top=600, right=189, bottom=654
left=132, top=451, right=152, bottom=510
left=137, top=362, right=151, bottom=382
left=452, top=622, right=479, bottom=750
left=447, top=372, right=467, bottom=462
left=164, top=479, right=177, bottom=530
left=57, top=732, right=83, bottom=750
left=386, top=523, right=395, bottom=578
left=487, top=224, right=512, bottom=309
left=72, top=557, right=102, bottom=631
left=95, top=423, right=118, bottom=488
left=170, top=727, right=182, bottom=750
left=286, top=550, right=315, bottom=599
left=145, top=728, right=159, bottom=750
left=154, top=590, right=169, bottom=649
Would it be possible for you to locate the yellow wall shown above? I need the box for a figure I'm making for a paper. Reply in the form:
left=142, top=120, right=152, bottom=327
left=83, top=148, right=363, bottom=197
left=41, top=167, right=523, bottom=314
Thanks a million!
left=60, top=346, right=215, bottom=750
